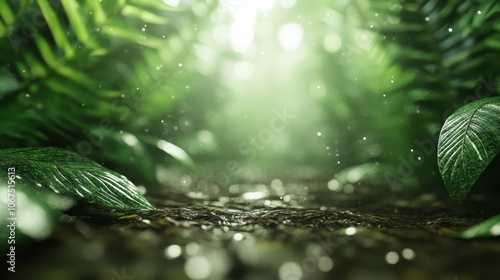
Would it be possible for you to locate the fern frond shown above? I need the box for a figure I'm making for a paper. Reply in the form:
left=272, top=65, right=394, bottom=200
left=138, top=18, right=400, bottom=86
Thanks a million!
left=370, top=0, right=500, bottom=103
left=0, top=0, right=214, bottom=149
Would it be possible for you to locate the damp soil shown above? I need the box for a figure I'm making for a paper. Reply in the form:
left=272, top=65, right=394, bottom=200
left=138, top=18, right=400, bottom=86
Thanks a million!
left=9, top=167, right=500, bottom=280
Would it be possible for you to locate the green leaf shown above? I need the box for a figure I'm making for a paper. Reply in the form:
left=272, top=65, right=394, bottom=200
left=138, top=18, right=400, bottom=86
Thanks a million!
left=0, top=1, right=15, bottom=25
left=87, top=0, right=106, bottom=25
left=22, top=51, right=48, bottom=78
left=34, top=36, right=59, bottom=68
left=0, top=20, right=5, bottom=37
left=129, top=0, right=183, bottom=12
left=36, top=0, right=74, bottom=58
left=89, top=130, right=156, bottom=184
left=458, top=215, right=500, bottom=239
left=0, top=147, right=154, bottom=210
left=121, top=5, right=169, bottom=25
left=103, top=18, right=165, bottom=48
left=437, top=97, right=500, bottom=203
left=0, top=67, right=20, bottom=98
left=61, top=0, right=97, bottom=48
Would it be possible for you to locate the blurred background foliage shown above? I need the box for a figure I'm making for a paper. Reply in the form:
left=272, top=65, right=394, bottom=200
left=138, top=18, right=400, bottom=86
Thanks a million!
left=0, top=0, right=499, bottom=193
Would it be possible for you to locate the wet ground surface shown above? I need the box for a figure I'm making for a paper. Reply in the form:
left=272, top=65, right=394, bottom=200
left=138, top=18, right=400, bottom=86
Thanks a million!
left=6, top=167, right=500, bottom=280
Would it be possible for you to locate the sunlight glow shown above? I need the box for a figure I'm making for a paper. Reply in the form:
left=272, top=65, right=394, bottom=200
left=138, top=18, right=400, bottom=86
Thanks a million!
left=386, top=251, right=399, bottom=264
left=164, top=244, right=182, bottom=259
left=123, top=134, right=139, bottom=146
left=157, top=140, right=192, bottom=164
left=323, top=33, right=342, bottom=53
left=257, top=0, right=276, bottom=12
left=242, top=190, right=269, bottom=200
left=278, top=0, right=297, bottom=9
left=163, top=0, right=180, bottom=7
left=279, top=262, right=303, bottom=280
left=230, top=21, right=255, bottom=52
left=225, top=1, right=259, bottom=52
left=491, top=224, right=500, bottom=236
left=233, top=61, right=254, bottom=79
left=233, top=233, right=244, bottom=241
left=327, top=179, right=341, bottom=191
left=185, top=256, right=211, bottom=279
left=17, top=192, right=52, bottom=240
left=278, top=23, right=304, bottom=50
left=345, top=227, right=357, bottom=235
left=318, top=256, right=334, bottom=272
left=401, top=248, right=415, bottom=260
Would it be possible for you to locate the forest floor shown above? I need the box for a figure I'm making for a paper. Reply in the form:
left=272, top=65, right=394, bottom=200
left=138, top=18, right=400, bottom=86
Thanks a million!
left=7, top=166, right=500, bottom=280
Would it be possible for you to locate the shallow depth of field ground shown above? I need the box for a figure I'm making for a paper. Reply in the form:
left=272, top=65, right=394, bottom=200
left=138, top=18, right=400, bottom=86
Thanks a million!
left=11, top=166, right=500, bottom=280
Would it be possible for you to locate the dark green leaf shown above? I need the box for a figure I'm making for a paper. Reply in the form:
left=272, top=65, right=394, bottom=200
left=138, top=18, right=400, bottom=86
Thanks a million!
left=36, top=0, right=74, bottom=58
left=34, top=36, right=59, bottom=68
left=103, top=19, right=165, bottom=48
left=129, top=0, right=182, bottom=12
left=0, top=67, right=20, bottom=98
left=121, top=5, right=169, bottom=24
left=0, top=1, right=15, bottom=25
left=22, top=51, right=48, bottom=78
left=61, top=0, right=97, bottom=48
left=458, top=215, right=500, bottom=239
left=437, top=97, right=500, bottom=203
left=89, top=130, right=156, bottom=184
left=86, top=0, right=106, bottom=25
left=0, top=147, right=154, bottom=210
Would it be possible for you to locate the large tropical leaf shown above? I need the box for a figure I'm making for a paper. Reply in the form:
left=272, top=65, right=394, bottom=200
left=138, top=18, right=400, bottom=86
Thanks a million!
left=437, top=97, right=500, bottom=203
left=0, top=147, right=154, bottom=210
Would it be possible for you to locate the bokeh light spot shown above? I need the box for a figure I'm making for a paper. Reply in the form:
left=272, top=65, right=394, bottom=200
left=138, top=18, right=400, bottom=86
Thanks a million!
left=323, top=33, right=342, bottom=53
left=278, top=23, right=304, bottom=50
